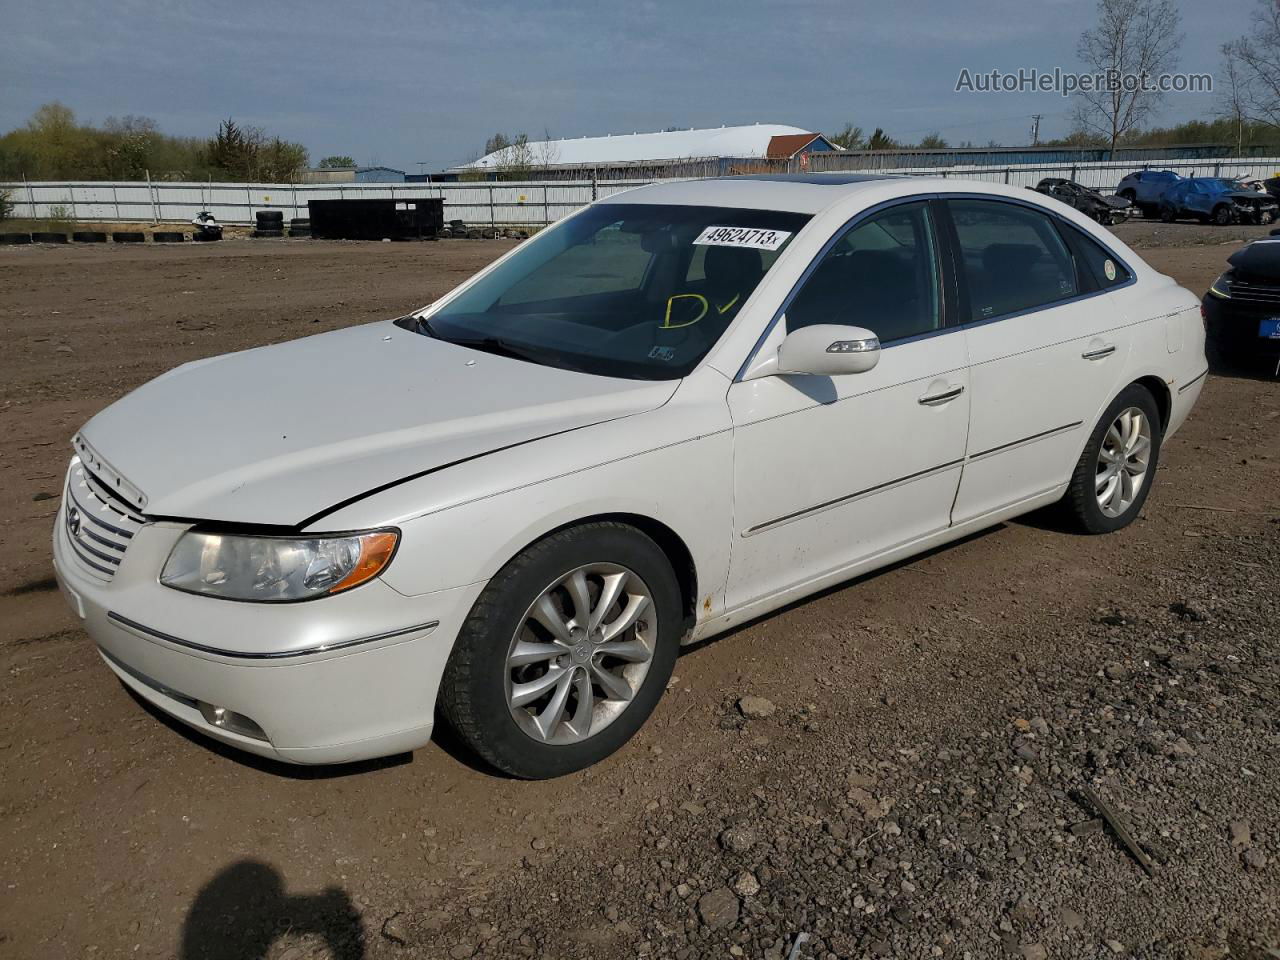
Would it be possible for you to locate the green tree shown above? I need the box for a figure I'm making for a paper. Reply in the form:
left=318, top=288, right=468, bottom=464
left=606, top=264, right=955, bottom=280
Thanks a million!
left=202, top=118, right=308, bottom=181
left=483, top=132, right=512, bottom=156
left=318, top=155, right=354, bottom=168
left=828, top=123, right=865, bottom=150
left=867, top=128, right=898, bottom=150
left=916, top=132, right=948, bottom=149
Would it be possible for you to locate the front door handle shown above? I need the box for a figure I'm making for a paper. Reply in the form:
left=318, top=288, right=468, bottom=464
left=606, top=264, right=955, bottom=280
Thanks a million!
left=1082, top=344, right=1116, bottom=361
left=918, top=385, right=965, bottom=406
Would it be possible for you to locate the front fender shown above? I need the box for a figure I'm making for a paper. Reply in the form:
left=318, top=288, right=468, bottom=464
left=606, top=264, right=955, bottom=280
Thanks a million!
left=313, top=369, right=736, bottom=618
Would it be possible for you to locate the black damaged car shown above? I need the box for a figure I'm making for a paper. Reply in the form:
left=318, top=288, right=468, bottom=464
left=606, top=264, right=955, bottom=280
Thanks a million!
left=1032, top=178, right=1133, bottom=225
left=1203, top=233, right=1280, bottom=373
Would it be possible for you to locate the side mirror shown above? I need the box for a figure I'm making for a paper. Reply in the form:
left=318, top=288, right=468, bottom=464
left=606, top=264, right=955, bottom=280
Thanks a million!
left=776, top=324, right=881, bottom=376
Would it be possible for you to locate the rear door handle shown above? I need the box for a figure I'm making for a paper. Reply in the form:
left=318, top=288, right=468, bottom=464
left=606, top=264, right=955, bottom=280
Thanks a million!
left=1081, top=344, right=1116, bottom=361
left=918, top=385, right=965, bottom=406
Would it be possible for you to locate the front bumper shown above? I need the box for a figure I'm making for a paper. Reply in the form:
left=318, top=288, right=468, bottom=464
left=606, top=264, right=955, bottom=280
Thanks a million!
left=52, top=507, right=485, bottom=764
left=1203, top=295, right=1280, bottom=358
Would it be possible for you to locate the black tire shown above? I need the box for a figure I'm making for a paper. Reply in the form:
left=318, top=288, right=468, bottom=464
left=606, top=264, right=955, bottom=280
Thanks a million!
left=439, top=522, right=682, bottom=779
left=1064, top=384, right=1163, bottom=534
left=465, top=228, right=482, bottom=239
left=1212, top=205, right=1232, bottom=226
left=252, top=229, right=284, bottom=239
left=255, top=210, right=284, bottom=223
left=289, top=218, right=310, bottom=228
left=436, top=227, right=453, bottom=239
left=31, top=232, right=69, bottom=244
left=0, top=233, right=32, bottom=245
left=288, top=230, right=311, bottom=238
left=112, top=231, right=145, bottom=243
left=153, top=231, right=185, bottom=243
left=72, top=231, right=107, bottom=243
left=191, top=231, right=221, bottom=242
left=1159, top=206, right=1175, bottom=223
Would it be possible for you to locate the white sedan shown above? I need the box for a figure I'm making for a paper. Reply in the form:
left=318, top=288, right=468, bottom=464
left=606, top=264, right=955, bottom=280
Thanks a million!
left=53, top=175, right=1206, bottom=777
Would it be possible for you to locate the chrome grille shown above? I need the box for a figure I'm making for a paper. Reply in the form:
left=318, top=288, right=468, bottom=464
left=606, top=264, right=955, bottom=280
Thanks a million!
left=64, top=457, right=147, bottom=581
left=1229, top=279, right=1280, bottom=305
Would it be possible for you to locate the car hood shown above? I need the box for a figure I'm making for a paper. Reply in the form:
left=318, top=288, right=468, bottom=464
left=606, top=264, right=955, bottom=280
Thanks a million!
left=78, top=322, right=677, bottom=526
left=1228, top=238, right=1280, bottom=280
left=1101, top=194, right=1131, bottom=209
left=1224, top=191, right=1277, bottom=204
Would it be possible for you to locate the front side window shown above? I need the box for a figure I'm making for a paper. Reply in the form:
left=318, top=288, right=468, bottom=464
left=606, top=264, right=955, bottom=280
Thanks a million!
left=423, top=203, right=810, bottom=380
left=948, top=199, right=1078, bottom=322
left=786, top=201, right=941, bottom=343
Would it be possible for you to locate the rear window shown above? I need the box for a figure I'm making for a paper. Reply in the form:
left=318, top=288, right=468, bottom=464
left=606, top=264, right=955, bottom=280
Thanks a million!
left=1060, top=223, right=1132, bottom=289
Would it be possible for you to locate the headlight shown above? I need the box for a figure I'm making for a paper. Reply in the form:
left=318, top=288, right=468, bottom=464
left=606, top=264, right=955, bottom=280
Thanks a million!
left=1207, top=272, right=1232, bottom=299
left=160, top=529, right=399, bottom=602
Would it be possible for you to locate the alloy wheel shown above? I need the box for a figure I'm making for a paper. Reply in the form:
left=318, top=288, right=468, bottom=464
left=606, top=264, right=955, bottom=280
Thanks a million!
left=504, top=563, right=656, bottom=745
left=1095, top=406, right=1152, bottom=518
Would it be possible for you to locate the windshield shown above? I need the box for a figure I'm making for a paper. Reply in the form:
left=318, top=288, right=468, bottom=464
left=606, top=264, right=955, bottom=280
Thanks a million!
left=420, top=203, right=811, bottom=380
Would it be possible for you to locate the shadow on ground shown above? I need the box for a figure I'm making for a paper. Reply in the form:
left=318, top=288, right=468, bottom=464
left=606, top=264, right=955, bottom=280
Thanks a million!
left=180, top=860, right=364, bottom=960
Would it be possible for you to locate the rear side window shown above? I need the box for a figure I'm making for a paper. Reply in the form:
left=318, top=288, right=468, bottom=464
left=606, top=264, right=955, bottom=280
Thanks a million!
left=1059, top=223, right=1132, bottom=289
left=947, top=199, right=1078, bottom=322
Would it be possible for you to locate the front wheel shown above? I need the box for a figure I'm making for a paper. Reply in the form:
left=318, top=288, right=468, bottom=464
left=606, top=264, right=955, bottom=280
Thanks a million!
left=1213, top=205, right=1233, bottom=226
left=1064, top=386, right=1162, bottom=534
left=439, top=522, right=682, bottom=778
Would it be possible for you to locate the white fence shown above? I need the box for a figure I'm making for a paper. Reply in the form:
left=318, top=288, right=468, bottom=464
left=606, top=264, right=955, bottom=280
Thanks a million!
left=0, top=178, right=651, bottom=227
left=5, top=155, right=1280, bottom=227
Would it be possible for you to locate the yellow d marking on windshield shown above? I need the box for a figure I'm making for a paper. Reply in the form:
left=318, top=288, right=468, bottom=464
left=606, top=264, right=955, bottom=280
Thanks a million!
left=662, top=293, right=708, bottom=329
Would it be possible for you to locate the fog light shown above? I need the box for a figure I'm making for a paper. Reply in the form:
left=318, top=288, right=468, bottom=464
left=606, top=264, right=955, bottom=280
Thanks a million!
left=198, top=701, right=268, bottom=741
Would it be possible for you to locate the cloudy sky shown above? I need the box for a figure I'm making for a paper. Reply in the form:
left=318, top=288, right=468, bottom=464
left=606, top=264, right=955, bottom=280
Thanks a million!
left=0, top=0, right=1249, bottom=172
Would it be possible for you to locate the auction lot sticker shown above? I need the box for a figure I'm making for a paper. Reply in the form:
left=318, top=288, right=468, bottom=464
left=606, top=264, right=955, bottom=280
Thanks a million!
left=693, top=226, right=792, bottom=250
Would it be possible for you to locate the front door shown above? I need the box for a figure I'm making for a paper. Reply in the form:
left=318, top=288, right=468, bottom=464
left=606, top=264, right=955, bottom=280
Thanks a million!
left=725, top=200, right=970, bottom=610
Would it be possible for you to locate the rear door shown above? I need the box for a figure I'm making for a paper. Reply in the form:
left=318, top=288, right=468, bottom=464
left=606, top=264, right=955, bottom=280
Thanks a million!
left=942, top=197, right=1133, bottom=523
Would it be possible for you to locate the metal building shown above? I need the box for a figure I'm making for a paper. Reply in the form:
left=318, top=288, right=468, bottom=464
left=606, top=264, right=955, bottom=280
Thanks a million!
left=445, top=124, right=838, bottom=180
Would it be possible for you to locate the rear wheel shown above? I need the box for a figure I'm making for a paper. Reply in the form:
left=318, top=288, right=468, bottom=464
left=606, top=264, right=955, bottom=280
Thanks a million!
left=440, top=522, right=681, bottom=778
left=1064, top=385, right=1162, bottom=534
left=1159, top=206, right=1175, bottom=223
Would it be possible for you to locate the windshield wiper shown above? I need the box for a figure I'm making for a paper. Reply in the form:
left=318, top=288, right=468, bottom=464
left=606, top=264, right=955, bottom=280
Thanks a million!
left=393, top=314, right=441, bottom=337
left=438, top=334, right=553, bottom=366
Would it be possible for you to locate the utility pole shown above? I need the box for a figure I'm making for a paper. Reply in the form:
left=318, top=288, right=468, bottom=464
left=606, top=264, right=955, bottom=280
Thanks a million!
left=1030, top=114, right=1042, bottom=146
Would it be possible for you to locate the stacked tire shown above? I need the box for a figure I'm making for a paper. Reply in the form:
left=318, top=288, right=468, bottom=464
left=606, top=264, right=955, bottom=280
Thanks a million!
left=31, top=232, right=69, bottom=244
left=112, top=232, right=145, bottom=243
left=72, top=231, right=108, bottom=243
left=289, top=217, right=310, bottom=239
left=253, top=210, right=284, bottom=239
left=153, top=231, right=186, bottom=243
left=0, top=233, right=32, bottom=245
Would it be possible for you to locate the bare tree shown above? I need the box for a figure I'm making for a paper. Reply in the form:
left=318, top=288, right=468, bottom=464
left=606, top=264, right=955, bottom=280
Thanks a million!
left=534, top=128, right=560, bottom=171
left=1073, top=0, right=1182, bottom=154
left=1217, top=47, right=1251, bottom=154
left=1223, top=0, right=1280, bottom=132
left=494, top=133, right=535, bottom=179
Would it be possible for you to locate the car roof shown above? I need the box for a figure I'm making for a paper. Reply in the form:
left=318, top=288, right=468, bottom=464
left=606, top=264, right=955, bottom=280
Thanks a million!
left=597, top=174, right=1064, bottom=215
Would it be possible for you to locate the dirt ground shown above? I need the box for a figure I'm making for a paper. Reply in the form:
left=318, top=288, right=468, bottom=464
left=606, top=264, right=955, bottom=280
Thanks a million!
left=0, top=223, right=1277, bottom=960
